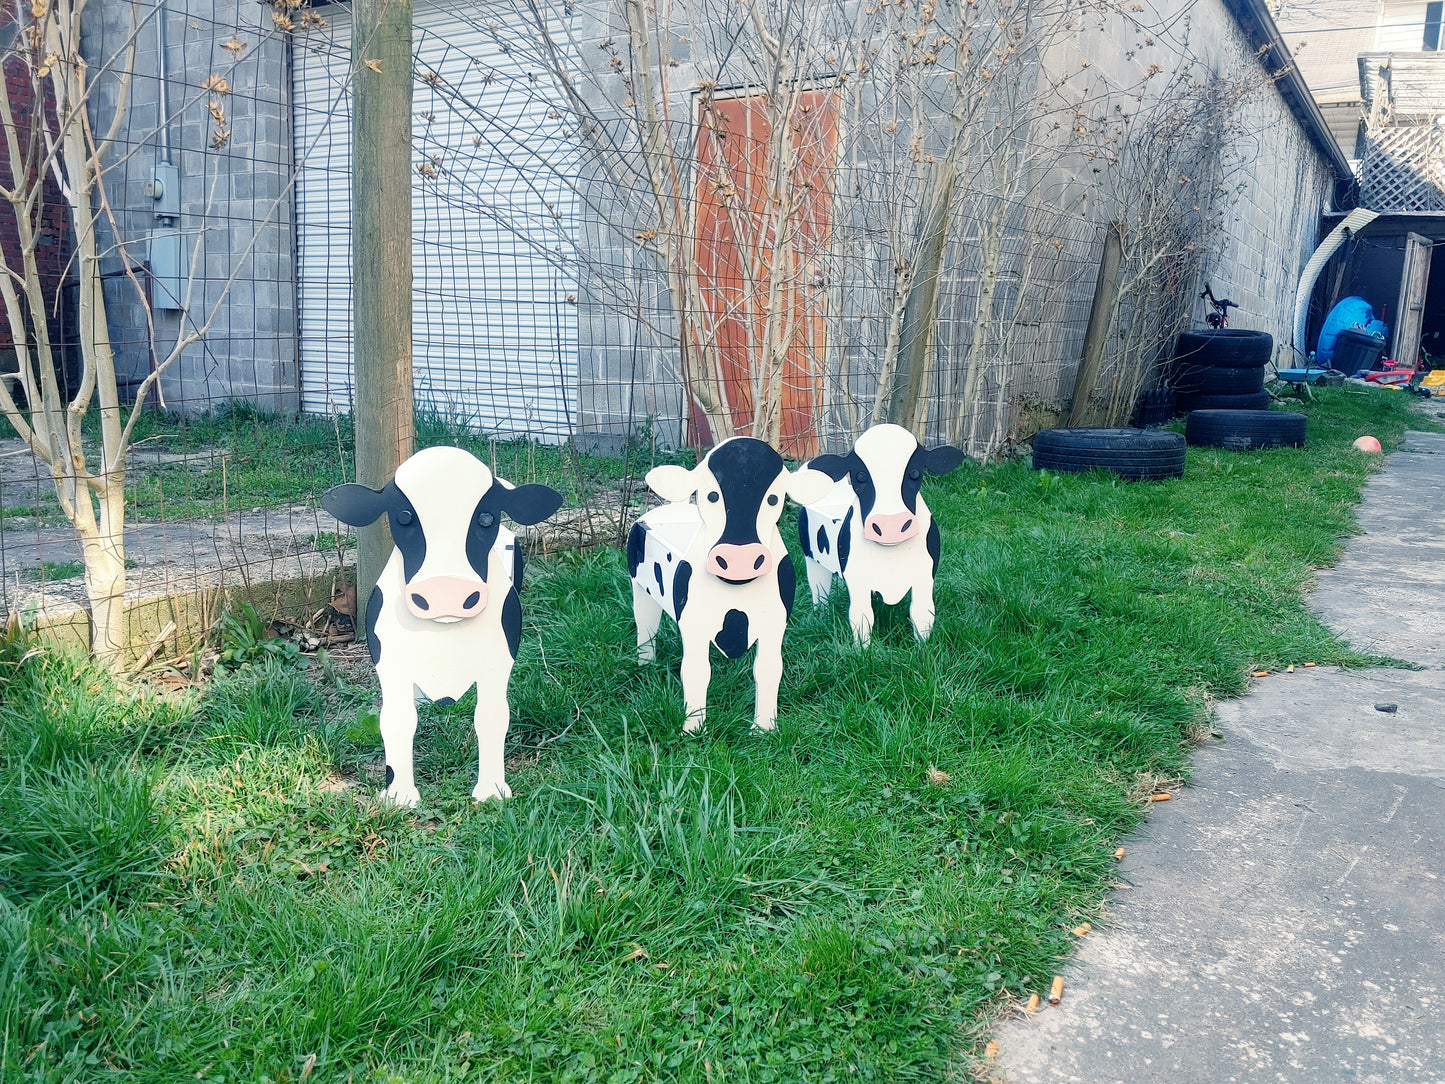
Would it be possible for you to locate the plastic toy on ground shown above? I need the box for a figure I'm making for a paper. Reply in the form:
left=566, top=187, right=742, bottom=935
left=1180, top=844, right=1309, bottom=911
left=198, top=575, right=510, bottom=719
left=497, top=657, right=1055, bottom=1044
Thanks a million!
left=322, top=446, right=563, bottom=806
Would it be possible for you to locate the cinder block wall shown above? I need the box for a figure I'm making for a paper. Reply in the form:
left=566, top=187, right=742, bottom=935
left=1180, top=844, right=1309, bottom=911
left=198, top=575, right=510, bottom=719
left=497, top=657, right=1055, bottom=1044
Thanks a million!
left=85, top=0, right=298, bottom=415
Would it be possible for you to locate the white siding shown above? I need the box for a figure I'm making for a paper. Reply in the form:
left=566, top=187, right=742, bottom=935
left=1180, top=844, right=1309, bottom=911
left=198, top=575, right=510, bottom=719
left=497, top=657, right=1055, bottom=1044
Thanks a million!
left=291, top=0, right=579, bottom=438
left=1377, top=1, right=1434, bottom=50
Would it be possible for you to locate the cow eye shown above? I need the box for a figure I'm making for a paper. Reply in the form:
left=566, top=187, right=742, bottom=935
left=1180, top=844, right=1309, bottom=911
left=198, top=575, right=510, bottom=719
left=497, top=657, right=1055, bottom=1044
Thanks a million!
left=909, top=468, right=922, bottom=480
left=478, top=511, right=496, bottom=528
left=767, top=494, right=779, bottom=506
left=395, top=509, right=414, bottom=526
left=707, top=491, right=720, bottom=503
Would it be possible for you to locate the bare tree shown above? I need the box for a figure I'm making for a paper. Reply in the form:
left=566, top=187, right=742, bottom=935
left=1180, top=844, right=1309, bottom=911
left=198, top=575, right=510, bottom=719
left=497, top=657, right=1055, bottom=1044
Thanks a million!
left=0, top=0, right=299, bottom=663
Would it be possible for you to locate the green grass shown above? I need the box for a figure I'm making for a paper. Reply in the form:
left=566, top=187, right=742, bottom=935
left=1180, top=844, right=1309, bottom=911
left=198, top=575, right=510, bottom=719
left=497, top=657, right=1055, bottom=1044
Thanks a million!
left=0, top=388, right=1436, bottom=1082
left=5, top=403, right=686, bottom=526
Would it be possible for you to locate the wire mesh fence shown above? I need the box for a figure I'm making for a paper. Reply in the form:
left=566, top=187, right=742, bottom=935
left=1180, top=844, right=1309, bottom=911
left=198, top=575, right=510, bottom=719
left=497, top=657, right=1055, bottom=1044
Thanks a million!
left=1, top=0, right=1265, bottom=652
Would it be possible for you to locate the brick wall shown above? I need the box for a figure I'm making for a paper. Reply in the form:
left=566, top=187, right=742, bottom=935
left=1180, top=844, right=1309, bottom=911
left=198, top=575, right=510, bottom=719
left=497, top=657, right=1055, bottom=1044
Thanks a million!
left=0, top=5, right=75, bottom=392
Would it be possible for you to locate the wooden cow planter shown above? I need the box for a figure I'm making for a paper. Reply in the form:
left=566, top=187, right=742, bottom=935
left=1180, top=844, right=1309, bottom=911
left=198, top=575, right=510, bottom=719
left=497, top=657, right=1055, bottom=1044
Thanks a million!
left=628, top=437, right=833, bottom=733
left=798, top=424, right=964, bottom=644
left=322, top=447, right=563, bottom=806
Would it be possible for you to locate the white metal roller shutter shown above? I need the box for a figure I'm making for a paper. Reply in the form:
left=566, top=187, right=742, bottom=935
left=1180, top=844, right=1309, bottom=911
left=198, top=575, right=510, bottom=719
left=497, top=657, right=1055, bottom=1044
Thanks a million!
left=291, top=0, right=579, bottom=438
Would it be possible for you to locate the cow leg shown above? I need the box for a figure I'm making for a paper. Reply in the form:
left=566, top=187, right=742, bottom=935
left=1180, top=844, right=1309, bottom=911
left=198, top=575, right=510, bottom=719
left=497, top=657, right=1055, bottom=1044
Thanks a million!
left=633, top=581, right=664, bottom=664
left=678, top=633, right=711, bottom=734
left=804, top=555, right=834, bottom=604
left=378, top=685, right=422, bottom=807
left=847, top=589, right=876, bottom=647
left=751, top=626, right=784, bottom=731
left=472, top=681, right=513, bottom=803
left=909, top=579, right=937, bottom=641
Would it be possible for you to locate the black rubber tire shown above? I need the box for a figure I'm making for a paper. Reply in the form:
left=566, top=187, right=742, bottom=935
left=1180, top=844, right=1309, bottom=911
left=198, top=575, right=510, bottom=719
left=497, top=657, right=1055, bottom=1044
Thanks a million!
left=1174, top=390, right=1272, bottom=413
left=1032, top=428, right=1186, bottom=480
left=1174, top=329, right=1273, bottom=368
left=1185, top=409, right=1306, bottom=450
left=1171, top=363, right=1267, bottom=396
left=1132, top=387, right=1177, bottom=427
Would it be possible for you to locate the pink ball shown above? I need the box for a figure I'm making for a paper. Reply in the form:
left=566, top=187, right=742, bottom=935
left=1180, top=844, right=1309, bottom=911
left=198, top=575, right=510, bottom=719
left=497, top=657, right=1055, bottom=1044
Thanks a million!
left=1352, top=435, right=1382, bottom=454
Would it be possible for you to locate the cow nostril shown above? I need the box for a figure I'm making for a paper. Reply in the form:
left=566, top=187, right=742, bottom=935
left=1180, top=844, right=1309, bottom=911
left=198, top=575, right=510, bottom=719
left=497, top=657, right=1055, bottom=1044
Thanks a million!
left=902, top=519, right=913, bottom=533
left=872, top=523, right=883, bottom=536
left=410, top=593, right=430, bottom=611
left=753, top=554, right=766, bottom=570
left=463, top=591, right=480, bottom=609
left=715, top=555, right=728, bottom=570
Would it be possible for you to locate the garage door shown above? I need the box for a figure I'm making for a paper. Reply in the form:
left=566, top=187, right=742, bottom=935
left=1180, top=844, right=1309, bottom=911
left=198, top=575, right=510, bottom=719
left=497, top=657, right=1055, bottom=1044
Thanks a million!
left=291, top=0, right=578, bottom=440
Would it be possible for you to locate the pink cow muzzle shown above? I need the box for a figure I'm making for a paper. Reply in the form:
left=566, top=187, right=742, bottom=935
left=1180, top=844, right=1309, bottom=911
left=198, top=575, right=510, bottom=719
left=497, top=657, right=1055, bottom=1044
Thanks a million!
left=707, top=543, right=773, bottom=582
left=864, top=511, right=920, bottom=545
left=405, top=576, right=488, bottom=620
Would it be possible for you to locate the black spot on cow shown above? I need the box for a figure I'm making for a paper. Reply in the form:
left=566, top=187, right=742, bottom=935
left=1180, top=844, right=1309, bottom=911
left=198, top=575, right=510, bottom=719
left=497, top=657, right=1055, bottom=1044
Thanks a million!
left=777, top=552, right=797, bottom=617
left=384, top=764, right=395, bottom=787
left=927, top=519, right=942, bottom=575
left=512, top=544, right=525, bottom=595
left=715, top=608, right=752, bottom=659
left=708, top=438, right=784, bottom=547
left=502, top=587, right=522, bottom=658
left=626, top=521, right=648, bottom=577
left=816, top=522, right=831, bottom=556
left=366, top=585, right=384, bottom=666
left=465, top=482, right=565, bottom=583
left=837, top=506, right=853, bottom=573
left=322, top=481, right=430, bottom=580
left=654, top=561, right=666, bottom=598
left=797, top=512, right=814, bottom=559
left=672, top=560, right=692, bottom=620
left=901, top=443, right=966, bottom=512
left=811, top=451, right=875, bottom=517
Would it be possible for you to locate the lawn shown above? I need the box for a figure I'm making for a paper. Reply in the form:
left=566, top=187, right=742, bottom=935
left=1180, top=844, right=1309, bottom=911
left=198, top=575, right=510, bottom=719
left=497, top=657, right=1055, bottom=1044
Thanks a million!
left=0, top=388, right=1433, bottom=1083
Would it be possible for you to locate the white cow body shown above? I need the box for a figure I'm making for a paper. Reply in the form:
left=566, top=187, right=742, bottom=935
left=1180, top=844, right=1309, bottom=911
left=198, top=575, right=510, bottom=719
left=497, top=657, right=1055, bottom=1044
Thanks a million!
left=628, top=437, right=832, bottom=733
left=322, top=446, right=562, bottom=806
left=799, top=424, right=964, bottom=645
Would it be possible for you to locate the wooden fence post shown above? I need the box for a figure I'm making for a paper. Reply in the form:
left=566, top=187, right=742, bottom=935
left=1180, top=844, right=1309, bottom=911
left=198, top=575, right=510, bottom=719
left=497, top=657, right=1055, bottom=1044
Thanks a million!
left=1068, top=223, right=1124, bottom=428
left=352, top=0, right=414, bottom=638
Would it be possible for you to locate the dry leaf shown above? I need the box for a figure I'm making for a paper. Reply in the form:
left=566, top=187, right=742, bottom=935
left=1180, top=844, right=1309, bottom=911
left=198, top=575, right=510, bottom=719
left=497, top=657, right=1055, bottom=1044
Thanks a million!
left=222, top=36, right=247, bottom=54
left=363, top=58, right=382, bottom=73
left=926, top=767, right=951, bottom=786
left=202, top=73, right=233, bottom=94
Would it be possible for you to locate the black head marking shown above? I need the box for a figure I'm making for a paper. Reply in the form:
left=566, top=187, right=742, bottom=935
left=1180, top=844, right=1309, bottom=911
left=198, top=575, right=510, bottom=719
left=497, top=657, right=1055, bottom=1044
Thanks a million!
left=706, top=439, right=786, bottom=547
left=715, top=608, right=752, bottom=659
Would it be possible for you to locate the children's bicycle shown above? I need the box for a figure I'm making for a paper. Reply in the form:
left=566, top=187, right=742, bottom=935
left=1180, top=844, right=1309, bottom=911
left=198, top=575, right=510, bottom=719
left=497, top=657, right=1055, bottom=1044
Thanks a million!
left=1199, top=283, right=1237, bottom=329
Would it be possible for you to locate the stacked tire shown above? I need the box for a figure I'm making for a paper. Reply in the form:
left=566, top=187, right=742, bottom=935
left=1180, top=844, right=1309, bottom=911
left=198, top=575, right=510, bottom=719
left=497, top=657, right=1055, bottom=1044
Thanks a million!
left=1171, top=329, right=1273, bottom=413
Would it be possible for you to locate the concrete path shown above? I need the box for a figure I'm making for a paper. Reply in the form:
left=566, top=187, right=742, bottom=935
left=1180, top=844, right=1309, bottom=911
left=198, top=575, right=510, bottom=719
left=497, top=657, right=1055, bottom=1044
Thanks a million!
left=994, top=428, right=1445, bottom=1084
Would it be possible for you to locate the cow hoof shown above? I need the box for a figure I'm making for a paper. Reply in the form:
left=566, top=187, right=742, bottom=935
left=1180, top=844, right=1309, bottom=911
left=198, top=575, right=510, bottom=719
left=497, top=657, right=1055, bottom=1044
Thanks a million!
left=385, top=784, right=422, bottom=808
left=751, top=719, right=778, bottom=732
left=473, top=779, right=512, bottom=802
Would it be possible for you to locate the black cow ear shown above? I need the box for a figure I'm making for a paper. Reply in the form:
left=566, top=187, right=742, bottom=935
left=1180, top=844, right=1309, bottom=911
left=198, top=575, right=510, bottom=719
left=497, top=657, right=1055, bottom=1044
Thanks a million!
left=322, top=482, right=390, bottom=526
left=924, top=445, right=966, bottom=475
left=496, top=483, right=564, bottom=526
left=807, top=453, right=853, bottom=481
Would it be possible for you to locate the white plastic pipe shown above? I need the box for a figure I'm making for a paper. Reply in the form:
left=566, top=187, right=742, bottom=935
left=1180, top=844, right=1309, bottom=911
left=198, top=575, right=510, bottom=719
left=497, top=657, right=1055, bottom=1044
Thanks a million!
left=1293, top=207, right=1379, bottom=357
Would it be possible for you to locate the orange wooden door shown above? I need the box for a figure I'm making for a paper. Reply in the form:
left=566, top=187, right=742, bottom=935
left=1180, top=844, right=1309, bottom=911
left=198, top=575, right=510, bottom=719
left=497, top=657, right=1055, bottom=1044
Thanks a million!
left=691, top=89, right=837, bottom=458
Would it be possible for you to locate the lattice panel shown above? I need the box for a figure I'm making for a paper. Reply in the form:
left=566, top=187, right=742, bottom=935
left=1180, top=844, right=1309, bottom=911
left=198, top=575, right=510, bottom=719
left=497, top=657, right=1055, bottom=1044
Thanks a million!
left=1360, top=125, right=1445, bottom=213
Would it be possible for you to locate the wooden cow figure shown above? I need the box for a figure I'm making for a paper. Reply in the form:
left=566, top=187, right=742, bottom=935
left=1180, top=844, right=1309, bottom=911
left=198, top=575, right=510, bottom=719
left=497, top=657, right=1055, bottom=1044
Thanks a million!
left=798, top=424, right=965, bottom=644
left=322, top=446, right=563, bottom=806
left=627, top=437, right=833, bottom=733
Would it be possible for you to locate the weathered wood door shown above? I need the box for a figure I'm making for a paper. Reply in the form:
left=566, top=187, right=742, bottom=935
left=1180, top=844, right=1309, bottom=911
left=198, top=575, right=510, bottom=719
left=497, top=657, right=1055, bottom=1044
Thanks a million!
left=690, top=90, right=837, bottom=458
left=1394, top=232, right=1434, bottom=368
